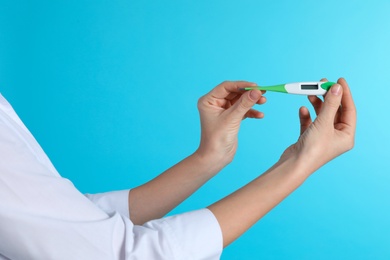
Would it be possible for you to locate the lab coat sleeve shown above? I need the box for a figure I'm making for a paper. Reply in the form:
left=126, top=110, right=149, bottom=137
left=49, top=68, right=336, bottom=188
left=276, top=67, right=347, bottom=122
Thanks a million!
left=138, top=208, right=223, bottom=260
left=85, top=189, right=130, bottom=219
left=85, top=191, right=223, bottom=259
left=0, top=94, right=223, bottom=259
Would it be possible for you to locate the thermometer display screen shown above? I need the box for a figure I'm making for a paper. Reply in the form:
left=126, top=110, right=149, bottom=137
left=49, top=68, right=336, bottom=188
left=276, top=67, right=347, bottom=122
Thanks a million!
left=301, top=84, right=319, bottom=90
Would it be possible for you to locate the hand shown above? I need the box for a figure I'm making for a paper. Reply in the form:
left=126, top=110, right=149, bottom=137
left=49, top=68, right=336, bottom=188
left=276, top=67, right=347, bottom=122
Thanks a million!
left=196, top=81, right=266, bottom=168
left=281, top=78, right=357, bottom=172
left=129, top=81, right=266, bottom=224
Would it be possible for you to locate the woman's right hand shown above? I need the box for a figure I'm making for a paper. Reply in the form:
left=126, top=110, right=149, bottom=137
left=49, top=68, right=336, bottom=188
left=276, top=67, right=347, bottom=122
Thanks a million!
left=280, top=78, right=357, bottom=173
left=208, top=78, right=356, bottom=248
left=196, top=81, right=266, bottom=169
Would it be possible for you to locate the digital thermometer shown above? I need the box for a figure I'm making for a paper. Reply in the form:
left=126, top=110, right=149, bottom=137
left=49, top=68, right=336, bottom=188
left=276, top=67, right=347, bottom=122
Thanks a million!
left=241, top=81, right=336, bottom=95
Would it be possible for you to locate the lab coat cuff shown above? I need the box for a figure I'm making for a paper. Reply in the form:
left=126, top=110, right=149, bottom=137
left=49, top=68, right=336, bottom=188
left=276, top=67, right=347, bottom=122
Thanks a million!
left=162, top=208, right=223, bottom=259
left=85, top=189, right=130, bottom=218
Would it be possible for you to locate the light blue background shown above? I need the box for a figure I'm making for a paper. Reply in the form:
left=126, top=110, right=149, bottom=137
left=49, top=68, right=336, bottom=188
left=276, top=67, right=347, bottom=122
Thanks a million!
left=1, top=0, right=389, bottom=259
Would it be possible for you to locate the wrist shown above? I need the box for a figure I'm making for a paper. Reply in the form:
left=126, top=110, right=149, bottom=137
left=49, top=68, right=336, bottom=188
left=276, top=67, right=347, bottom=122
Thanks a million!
left=276, top=151, right=315, bottom=180
left=280, top=143, right=327, bottom=178
left=193, top=148, right=230, bottom=176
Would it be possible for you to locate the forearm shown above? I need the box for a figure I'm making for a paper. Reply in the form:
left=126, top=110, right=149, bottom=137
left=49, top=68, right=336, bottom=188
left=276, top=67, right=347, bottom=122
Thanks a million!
left=208, top=155, right=311, bottom=247
left=129, top=151, right=224, bottom=225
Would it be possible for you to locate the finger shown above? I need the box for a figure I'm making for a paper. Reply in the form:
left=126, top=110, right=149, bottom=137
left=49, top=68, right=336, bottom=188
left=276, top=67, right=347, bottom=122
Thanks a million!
left=228, top=89, right=262, bottom=122
left=317, top=83, right=343, bottom=124
left=208, top=81, right=257, bottom=100
left=225, top=95, right=242, bottom=109
left=337, top=78, right=357, bottom=129
left=306, top=78, right=328, bottom=115
left=299, top=106, right=312, bottom=135
left=227, top=91, right=266, bottom=107
left=245, top=109, right=264, bottom=119
left=227, top=93, right=266, bottom=110
left=308, top=95, right=323, bottom=115
left=225, top=92, right=239, bottom=101
left=257, top=96, right=267, bottom=105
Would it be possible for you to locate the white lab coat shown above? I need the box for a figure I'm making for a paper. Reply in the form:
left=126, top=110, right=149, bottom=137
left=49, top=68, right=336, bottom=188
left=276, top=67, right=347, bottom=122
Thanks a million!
left=0, top=94, right=223, bottom=260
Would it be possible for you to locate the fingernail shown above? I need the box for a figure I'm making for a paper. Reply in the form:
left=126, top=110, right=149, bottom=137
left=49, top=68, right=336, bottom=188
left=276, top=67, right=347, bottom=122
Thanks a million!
left=249, top=90, right=261, bottom=100
left=331, top=84, right=341, bottom=96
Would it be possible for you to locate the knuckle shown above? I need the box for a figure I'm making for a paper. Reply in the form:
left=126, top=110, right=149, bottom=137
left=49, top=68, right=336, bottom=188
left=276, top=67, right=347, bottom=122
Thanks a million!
left=347, top=138, right=355, bottom=151
left=220, top=80, right=231, bottom=86
left=197, top=96, right=207, bottom=110
left=340, top=134, right=355, bottom=153
left=197, top=96, right=203, bottom=107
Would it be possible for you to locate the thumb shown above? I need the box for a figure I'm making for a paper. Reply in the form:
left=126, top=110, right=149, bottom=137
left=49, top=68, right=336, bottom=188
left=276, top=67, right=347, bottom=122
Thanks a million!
left=318, top=84, right=343, bottom=123
left=229, top=90, right=261, bottom=121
